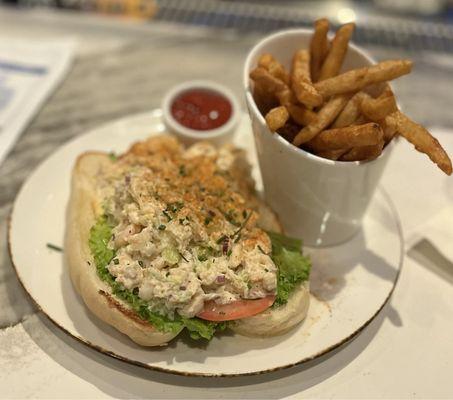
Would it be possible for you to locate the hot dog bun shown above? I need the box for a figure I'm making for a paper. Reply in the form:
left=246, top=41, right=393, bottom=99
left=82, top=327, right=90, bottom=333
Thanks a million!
left=65, top=139, right=309, bottom=346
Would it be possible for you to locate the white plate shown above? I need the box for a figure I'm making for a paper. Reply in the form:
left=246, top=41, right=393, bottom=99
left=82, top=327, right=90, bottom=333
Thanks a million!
left=8, top=110, right=403, bottom=377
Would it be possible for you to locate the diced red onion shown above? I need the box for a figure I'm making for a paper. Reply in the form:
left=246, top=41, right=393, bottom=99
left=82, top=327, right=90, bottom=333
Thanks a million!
left=222, top=237, right=229, bottom=255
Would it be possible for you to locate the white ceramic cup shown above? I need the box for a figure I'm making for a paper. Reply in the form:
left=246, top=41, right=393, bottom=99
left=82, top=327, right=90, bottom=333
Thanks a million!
left=243, top=29, right=393, bottom=247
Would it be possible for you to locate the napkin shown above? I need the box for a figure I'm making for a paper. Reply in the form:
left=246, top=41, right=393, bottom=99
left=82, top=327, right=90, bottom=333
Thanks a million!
left=381, top=127, right=453, bottom=258
left=0, top=38, right=75, bottom=166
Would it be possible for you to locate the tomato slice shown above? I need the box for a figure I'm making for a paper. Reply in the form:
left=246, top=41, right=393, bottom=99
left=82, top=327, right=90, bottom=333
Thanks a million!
left=197, top=295, right=276, bottom=321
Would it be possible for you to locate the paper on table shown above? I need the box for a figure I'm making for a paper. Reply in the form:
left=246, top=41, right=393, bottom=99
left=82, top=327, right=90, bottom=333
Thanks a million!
left=381, top=127, right=453, bottom=252
left=0, top=38, right=75, bottom=166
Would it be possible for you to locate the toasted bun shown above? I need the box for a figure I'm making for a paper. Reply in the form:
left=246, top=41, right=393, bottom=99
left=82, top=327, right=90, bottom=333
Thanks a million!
left=231, top=281, right=310, bottom=337
left=65, top=152, right=182, bottom=346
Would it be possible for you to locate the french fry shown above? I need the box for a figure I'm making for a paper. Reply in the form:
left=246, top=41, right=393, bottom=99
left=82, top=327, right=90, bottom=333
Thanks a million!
left=318, top=23, right=355, bottom=81
left=380, top=118, right=397, bottom=143
left=293, top=94, right=351, bottom=146
left=258, top=53, right=290, bottom=85
left=332, top=92, right=367, bottom=128
left=291, top=49, right=323, bottom=108
left=286, top=104, right=317, bottom=126
left=386, top=111, right=452, bottom=175
left=250, top=67, right=287, bottom=93
left=361, top=86, right=397, bottom=122
left=269, top=60, right=290, bottom=85
left=339, top=141, right=384, bottom=161
left=258, top=53, right=274, bottom=69
left=265, top=106, right=290, bottom=132
left=314, top=60, right=413, bottom=99
left=353, top=115, right=368, bottom=125
left=276, top=87, right=297, bottom=106
left=307, top=123, right=384, bottom=152
left=253, top=82, right=278, bottom=115
left=315, top=149, right=347, bottom=160
left=310, top=18, right=330, bottom=82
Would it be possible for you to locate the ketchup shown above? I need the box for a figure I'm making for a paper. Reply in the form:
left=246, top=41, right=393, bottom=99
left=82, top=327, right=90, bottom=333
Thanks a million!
left=171, top=89, right=232, bottom=131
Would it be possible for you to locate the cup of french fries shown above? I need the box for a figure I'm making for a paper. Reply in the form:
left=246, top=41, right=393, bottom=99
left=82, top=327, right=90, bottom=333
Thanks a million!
left=243, top=20, right=451, bottom=247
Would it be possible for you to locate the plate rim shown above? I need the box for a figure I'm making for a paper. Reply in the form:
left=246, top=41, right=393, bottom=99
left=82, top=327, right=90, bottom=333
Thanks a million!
left=7, top=111, right=405, bottom=378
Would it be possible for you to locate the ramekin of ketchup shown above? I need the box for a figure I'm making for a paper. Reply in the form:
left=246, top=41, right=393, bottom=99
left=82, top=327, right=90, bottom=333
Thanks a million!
left=162, top=81, right=240, bottom=145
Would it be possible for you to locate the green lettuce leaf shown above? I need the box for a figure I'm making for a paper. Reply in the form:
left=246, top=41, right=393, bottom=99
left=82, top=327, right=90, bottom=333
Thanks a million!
left=88, top=216, right=223, bottom=340
left=267, top=231, right=311, bottom=307
left=181, top=317, right=227, bottom=340
left=88, top=215, right=115, bottom=278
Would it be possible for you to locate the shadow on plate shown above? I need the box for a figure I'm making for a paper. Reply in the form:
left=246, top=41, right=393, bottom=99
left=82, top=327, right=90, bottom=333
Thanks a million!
left=310, top=227, right=401, bottom=303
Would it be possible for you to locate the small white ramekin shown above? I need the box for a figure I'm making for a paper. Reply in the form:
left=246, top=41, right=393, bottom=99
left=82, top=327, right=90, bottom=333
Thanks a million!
left=243, top=29, right=393, bottom=247
left=162, top=80, right=240, bottom=146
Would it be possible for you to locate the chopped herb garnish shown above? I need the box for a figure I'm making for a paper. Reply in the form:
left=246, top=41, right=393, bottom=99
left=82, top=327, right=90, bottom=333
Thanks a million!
left=180, top=252, right=189, bottom=262
left=231, top=212, right=251, bottom=241
left=158, top=224, right=166, bottom=231
left=168, top=202, right=184, bottom=213
left=204, top=210, right=215, bottom=225
left=162, top=210, right=172, bottom=221
left=179, top=165, right=186, bottom=176
left=179, top=218, right=185, bottom=225
left=216, top=235, right=227, bottom=244
left=113, top=258, right=119, bottom=265
left=224, top=209, right=240, bottom=227
left=46, top=243, right=63, bottom=252
left=138, top=260, right=144, bottom=267
left=108, top=152, right=117, bottom=161
left=227, top=249, right=232, bottom=257
left=242, top=209, right=247, bottom=218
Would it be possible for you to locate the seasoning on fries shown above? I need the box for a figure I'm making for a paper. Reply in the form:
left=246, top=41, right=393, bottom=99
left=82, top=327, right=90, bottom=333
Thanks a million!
left=306, top=123, right=383, bottom=152
left=265, top=106, right=289, bottom=132
left=291, top=49, right=322, bottom=108
left=340, top=142, right=385, bottom=162
left=360, top=86, right=397, bottom=122
left=385, top=112, right=452, bottom=175
left=293, top=94, right=351, bottom=146
left=314, top=60, right=413, bottom=99
left=318, top=23, right=355, bottom=81
left=332, top=92, right=367, bottom=128
left=310, top=18, right=330, bottom=82
left=249, top=18, right=452, bottom=174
